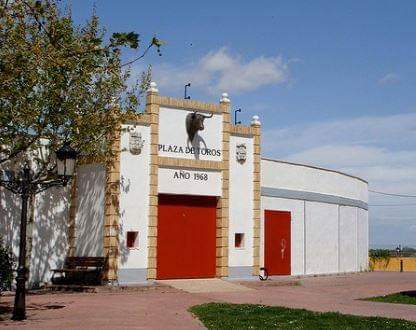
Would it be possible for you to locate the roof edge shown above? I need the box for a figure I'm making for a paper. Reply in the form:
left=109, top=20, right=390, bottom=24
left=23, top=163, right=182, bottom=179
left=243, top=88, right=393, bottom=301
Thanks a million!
left=261, top=157, right=368, bottom=184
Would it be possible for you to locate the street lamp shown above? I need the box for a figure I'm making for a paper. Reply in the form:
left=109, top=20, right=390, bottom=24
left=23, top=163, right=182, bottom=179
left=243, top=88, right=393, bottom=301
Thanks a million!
left=234, top=108, right=242, bottom=125
left=0, top=142, right=77, bottom=321
left=56, top=142, right=77, bottom=181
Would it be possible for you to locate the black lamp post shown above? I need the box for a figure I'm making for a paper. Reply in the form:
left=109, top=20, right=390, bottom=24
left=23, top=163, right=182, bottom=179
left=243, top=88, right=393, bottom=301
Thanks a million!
left=0, top=142, right=77, bottom=321
left=234, top=108, right=242, bottom=125
left=184, top=83, right=191, bottom=99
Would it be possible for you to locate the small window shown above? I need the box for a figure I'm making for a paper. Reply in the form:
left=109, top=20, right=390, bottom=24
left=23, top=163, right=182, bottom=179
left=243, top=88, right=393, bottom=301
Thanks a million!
left=126, top=231, right=139, bottom=249
left=235, top=233, right=245, bottom=249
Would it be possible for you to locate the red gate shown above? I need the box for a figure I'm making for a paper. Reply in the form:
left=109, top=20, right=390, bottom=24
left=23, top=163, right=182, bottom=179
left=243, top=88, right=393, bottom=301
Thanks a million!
left=264, top=210, right=291, bottom=275
left=157, top=194, right=217, bottom=279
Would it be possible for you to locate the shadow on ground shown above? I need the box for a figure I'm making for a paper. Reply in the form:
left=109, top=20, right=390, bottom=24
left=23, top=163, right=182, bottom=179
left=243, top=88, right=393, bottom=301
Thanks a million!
left=0, top=302, right=65, bottom=321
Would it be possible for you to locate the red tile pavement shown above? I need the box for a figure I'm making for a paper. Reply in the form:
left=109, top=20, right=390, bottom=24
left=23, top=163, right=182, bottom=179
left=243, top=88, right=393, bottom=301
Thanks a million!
left=1, top=272, right=416, bottom=329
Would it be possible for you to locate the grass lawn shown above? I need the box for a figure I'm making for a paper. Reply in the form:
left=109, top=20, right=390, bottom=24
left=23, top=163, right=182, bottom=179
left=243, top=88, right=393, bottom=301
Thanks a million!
left=190, top=303, right=416, bottom=329
left=364, top=292, right=416, bottom=305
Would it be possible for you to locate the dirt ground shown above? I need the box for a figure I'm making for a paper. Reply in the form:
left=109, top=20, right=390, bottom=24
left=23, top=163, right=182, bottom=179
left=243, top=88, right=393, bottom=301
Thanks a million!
left=1, top=272, right=416, bottom=329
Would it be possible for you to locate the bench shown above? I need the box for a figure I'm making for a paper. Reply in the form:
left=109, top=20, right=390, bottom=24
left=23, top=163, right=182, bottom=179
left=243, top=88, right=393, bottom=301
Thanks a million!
left=51, top=257, right=106, bottom=285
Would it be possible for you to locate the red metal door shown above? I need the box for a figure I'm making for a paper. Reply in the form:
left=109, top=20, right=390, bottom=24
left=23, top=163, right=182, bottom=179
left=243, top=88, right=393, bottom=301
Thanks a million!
left=157, top=194, right=217, bottom=279
left=264, top=210, right=291, bottom=275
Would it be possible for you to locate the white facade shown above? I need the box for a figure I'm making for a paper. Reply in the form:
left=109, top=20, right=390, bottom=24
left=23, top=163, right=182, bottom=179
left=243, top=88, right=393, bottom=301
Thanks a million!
left=118, top=124, right=151, bottom=283
left=228, top=135, right=254, bottom=277
left=0, top=92, right=369, bottom=287
left=261, top=159, right=369, bottom=275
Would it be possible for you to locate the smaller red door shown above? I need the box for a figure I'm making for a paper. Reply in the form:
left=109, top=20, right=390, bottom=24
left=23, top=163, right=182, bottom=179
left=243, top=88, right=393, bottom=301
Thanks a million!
left=264, top=210, right=291, bottom=275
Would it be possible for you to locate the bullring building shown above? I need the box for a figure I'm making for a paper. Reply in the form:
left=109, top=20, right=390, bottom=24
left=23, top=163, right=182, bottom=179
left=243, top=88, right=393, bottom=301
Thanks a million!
left=0, top=82, right=369, bottom=286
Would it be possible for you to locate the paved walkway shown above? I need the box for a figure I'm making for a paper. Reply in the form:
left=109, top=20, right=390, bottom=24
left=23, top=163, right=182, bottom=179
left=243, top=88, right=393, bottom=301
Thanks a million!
left=1, top=272, right=416, bottom=329
left=157, top=278, right=253, bottom=293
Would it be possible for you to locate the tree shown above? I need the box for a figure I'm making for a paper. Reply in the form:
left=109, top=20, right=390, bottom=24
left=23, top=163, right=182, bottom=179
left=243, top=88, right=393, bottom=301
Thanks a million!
left=0, top=0, right=162, bottom=177
left=0, top=1, right=163, bottom=320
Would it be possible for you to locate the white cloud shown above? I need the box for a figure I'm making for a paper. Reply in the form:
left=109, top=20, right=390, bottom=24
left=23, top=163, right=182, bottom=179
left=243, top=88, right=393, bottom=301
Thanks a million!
left=263, top=113, right=416, bottom=160
left=285, top=145, right=416, bottom=169
left=285, top=145, right=416, bottom=193
left=263, top=112, right=416, bottom=191
left=152, top=47, right=290, bottom=96
left=378, top=72, right=400, bottom=86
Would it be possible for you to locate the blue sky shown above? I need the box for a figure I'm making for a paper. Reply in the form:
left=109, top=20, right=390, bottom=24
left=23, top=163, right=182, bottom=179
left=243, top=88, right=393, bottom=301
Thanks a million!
left=71, top=1, right=416, bottom=248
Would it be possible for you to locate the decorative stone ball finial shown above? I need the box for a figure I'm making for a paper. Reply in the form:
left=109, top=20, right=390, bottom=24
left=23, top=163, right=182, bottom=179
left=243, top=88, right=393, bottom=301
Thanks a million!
left=147, top=81, right=159, bottom=93
left=251, top=115, right=261, bottom=126
left=220, top=92, right=230, bottom=103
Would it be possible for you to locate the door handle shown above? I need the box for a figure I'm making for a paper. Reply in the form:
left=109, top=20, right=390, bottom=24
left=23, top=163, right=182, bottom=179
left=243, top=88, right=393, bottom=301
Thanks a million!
left=280, top=238, right=286, bottom=259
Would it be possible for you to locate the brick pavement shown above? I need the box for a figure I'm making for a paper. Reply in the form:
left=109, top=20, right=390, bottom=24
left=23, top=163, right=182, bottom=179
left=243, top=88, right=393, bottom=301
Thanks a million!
left=1, top=272, right=415, bottom=329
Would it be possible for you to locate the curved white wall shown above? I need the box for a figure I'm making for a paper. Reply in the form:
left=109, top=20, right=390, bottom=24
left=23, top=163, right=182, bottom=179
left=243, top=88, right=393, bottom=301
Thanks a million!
left=262, top=159, right=368, bottom=203
left=261, top=159, right=369, bottom=275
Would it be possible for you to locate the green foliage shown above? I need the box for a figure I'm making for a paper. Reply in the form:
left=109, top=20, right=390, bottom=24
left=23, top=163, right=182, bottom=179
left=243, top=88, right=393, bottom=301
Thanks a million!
left=190, top=303, right=416, bottom=329
left=364, top=293, right=416, bottom=306
left=0, top=240, right=14, bottom=292
left=0, top=0, right=159, bottom=178
left=369, top=249, right=391, bottom=260
left=111, top=32, right=140, bottom=49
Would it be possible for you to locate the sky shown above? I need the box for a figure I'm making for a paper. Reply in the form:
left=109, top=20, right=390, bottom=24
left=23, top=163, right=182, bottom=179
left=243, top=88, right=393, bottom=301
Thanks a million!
left=70, top=0, right=416, bottom=248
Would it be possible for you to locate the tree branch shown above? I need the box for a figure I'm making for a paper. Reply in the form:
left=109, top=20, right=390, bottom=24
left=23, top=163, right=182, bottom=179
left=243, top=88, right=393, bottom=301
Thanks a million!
left=22, top=0, right=54, bottom=41
left=121, top=43, right=153, bottom=67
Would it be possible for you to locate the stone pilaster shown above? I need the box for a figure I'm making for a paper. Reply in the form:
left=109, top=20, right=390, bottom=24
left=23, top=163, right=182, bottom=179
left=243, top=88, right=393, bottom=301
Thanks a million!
left=103, top=126, right=121, bottom=282
left=251, top=115, right=261, bottom=275
left=216, top=93, right=231, bottom=277
left=146, top=82, right=160, bottom=280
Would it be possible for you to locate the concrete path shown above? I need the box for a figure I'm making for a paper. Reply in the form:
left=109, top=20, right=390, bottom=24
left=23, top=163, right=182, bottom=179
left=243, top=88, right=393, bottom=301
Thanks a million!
left=157, top=278, right=253, bottom=293
left=1, top=272, right=416, bottom=329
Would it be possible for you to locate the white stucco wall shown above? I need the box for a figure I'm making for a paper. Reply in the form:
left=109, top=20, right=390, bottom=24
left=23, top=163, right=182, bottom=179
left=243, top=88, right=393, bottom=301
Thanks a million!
left=305, top=201, right=339, bottom=274
left=228, top=135, right=254, bottom=269
left=358, top=208, right=369, bottom=271
left=0, top=186, right=70, bottom=287
left=260, top=158, right=369, bottom=275
left=0, top=188, right=20, bottom=260
left=339, top=206, right=358, bottom=272
left=118, top=124, right=151, bottom=271
left=75, top=163, right=105, bottom=257
left=262, top=159, right=368, bottom=202
left=30, top=187, right=70, bottom=285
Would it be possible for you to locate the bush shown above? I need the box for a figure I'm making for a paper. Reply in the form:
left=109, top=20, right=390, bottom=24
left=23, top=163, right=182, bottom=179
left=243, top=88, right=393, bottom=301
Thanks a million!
left=402, top=246, right=416, bottom=257
left=0, top=240, right=15, bottom=292
left=369, top=249, right=391, bottom=259
left=369, top=249, right=391, bottom=271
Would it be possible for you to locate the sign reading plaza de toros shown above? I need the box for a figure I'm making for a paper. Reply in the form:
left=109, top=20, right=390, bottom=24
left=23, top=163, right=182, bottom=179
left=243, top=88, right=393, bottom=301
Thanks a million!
left=158, top=144, right=221, bottom=157
left=158, top=107, right=223, bottom=161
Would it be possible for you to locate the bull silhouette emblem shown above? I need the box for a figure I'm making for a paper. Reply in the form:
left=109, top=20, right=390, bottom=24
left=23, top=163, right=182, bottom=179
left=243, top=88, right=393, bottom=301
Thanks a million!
left=185, top=111, right=213, bottom=142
